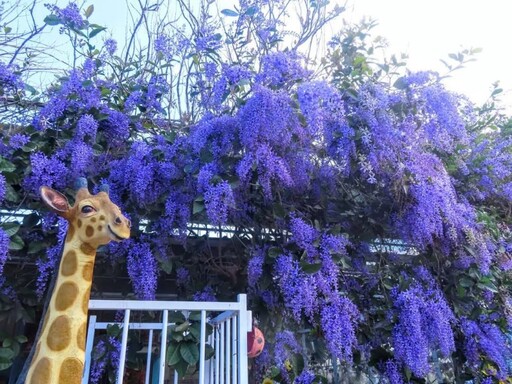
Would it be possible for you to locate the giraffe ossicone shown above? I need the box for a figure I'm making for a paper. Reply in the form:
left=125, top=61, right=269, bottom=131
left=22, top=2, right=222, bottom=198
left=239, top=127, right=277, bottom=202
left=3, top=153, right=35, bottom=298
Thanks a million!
left=26, top=180, right=130, bottom=384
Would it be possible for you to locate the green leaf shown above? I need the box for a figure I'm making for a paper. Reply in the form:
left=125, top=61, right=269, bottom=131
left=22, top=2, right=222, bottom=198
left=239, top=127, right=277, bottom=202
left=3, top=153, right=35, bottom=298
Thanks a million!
left=166, top=342, right=181, bottom=366
left=28, top=241, right=45, bottom=254
left=4, top=26, right=12, bottom=34
left=267, top=247, right=281, bottom=258
left=180, top=342, right=199, bottom=365
left=300, top=261, right=322, bottom=274
left=221, top=9, right=239, bottom=17
left=89, top=27, right=106, bottom=39
left=4, top=184, right=19, bottom=203
left=3, top=236, right=18, bottom=250
left=84, top=4, right=94, bottom=18
left=459, top=276, right=473, bottom=288
left=193, top=200, right=204, bottom=215
left=2, top=222, right=20, bottom=237
left=15, top=335, right=27, bottom=343
left=44, top=14, right=61, bottom=26
left=173, top=321, right=190, bottom=333
left=245, top=6, right=258, bottom=16
left=169, top=311, right=186, bottom=323
left=0, top=158, right=16, bottom=173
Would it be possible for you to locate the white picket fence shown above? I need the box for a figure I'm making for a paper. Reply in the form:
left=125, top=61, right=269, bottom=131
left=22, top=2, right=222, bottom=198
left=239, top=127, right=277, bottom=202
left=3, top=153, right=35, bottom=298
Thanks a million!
left=82, top=294, right=251, bottom=384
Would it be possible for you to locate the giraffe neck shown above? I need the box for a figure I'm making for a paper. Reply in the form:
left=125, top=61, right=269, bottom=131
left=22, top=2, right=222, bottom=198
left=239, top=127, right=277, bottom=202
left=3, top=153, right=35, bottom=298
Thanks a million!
left=26, top=230, right=97, bottom=384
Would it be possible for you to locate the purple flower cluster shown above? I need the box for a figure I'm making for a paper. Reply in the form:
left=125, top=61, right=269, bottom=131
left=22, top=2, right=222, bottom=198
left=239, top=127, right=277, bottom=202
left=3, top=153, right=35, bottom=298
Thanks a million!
left=190, top=115, right=239, bottom=157
left=391, top=282, right=455, bottom=377
left=274, top=253, right=317, bottom=321
left=90, top=336, right=122, bottom=384
left=193, top=285, right=217, bottom=302
left=0, top=62, right=23, bottom=96
left=0, top=174, right=5, bottom=202
left=36, top=217, right=68, bottom=297
left=294, top=370, right=315, bottom=384
left=320, top=295, right=361, bottom=361
left=176, top=267, right=190, bottom=288
left=46, top=2, right=87, bottom=30
left=35, top=65, right=101, bottom=130
left=0, top=228, right=9, bottom=276
left=109, top=141, right=168, bottom=206
left=24, top=152, right=69, bottom=194
left=462, top=318, right=511, bottom=379
left=383, top=360, right=404, bottom=384
left=9, top=133, right=30, bottom=149
left=256, top=51, right=311, bottom=87
left=103, top=38, right=117, bottom=55
left=76, top=114, right=98, bottom=142
left=247, top=247, right=265, bottom=288
left=127, top=241, right=158, bottom=300
left=273, top=330, right=301, bottom=368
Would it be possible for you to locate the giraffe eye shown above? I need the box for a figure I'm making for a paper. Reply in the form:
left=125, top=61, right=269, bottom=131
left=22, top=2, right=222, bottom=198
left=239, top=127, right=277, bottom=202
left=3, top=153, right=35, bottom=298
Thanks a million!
left=81, top=205, right=95, bottom=214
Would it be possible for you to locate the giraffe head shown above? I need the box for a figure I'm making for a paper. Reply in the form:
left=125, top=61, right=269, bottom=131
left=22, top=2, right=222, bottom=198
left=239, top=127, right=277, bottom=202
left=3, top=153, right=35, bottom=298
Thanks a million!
left=40, top=180, right=130, bottom=247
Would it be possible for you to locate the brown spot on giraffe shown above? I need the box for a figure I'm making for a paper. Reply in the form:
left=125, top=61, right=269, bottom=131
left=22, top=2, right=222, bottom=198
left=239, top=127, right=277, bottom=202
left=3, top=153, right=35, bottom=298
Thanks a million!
left=90, top=217, right=97, bottom=223
left=98, top=225, right=103, bottom=231
left=55, top=282, right=79, bottom=311
left=77, top=322, right=86, bottom=351
left=47, top=315, right=71, bottom=351
left=61, top=250, right=77, bottom=276
left=82, top=261, right=94, bottom=282
left=99, top=215, right=105, bottom=221
left=80, top=242, right=95, bottom=256
left=85, top=225, right=94, bottom=238
left=66, top=224, right=75, bottom=242
left=82, top=286, right=91, bottom=315
left=77, top=219, right=82, bottom=228
left=59, top=357, right=83, bottom=384
left=30, top=357, right=52, bottom=384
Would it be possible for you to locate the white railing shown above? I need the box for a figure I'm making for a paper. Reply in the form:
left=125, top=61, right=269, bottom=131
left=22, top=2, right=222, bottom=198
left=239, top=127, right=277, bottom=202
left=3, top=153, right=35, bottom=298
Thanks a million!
left=82, top=294, right=251, bottom=384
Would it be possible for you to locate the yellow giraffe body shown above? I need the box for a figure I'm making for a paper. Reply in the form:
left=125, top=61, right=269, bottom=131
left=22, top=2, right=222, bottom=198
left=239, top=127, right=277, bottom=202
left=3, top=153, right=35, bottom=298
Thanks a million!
left=26, top=185, right=130, bottom=384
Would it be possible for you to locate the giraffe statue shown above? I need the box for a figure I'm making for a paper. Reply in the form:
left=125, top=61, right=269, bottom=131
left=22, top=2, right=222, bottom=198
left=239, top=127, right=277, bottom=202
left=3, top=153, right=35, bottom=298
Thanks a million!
left=25, top=179, right=130, bottom=384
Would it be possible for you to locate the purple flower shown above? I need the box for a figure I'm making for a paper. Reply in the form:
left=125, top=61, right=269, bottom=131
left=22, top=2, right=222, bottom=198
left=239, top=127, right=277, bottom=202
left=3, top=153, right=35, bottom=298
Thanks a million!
left=0, top=174, right=5, bottom=202
left=391, top=283, right=455, bottom=377
left=76, top=114, right=98, bottom=142
left=68, top=140, right=93, bottom=178
left=0, top=228, right=9, bottom=276
left=36, top=217, right=68, bottom=297
left=24, top=152, right=69, bottom=194
left=193, top=286, right=217, bottom=302
left=103, top=38, right=117, bottom=55
left=256, top=51, right=311, bottom=87
left=9, top=133, right=30, bottom=149
left=247, top=248, right=265, bottom=288
left=274, top=253, right=317, bottom=322
left=176, top=267, right=190, bottom=288
left=274, top=330, right=301, bottom=370
left=0, top=62, right=24, bottom=95
left=462, top=318, right=511, bottom=379
left=294, top=370, right=315, bottom=384
left=46, top=2, right=87, bottom=29
left=320, top=295, right=360, bottom=362
left=384, top=360, right=404, bottom=384
left=127, top=241, right=158, bottom=300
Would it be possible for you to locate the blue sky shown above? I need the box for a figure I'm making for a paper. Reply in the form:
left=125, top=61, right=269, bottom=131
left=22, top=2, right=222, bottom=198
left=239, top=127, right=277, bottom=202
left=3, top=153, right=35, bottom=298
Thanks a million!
left=15, top=0, right=512, bottom=111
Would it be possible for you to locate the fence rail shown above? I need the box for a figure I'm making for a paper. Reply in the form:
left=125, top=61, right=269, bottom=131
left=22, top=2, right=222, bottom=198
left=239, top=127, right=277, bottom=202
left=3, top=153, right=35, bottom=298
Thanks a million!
left=82, top=294, right=251, bottom=384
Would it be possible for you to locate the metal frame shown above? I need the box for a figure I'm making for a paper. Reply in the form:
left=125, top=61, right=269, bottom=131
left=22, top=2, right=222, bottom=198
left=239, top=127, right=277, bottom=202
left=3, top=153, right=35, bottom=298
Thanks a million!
left=82, top=294, right=251, bottom=384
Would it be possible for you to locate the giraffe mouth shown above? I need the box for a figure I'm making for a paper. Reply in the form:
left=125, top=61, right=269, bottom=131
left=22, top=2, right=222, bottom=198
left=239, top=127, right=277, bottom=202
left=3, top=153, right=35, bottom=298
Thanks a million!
left=108, top=225, right=126, bottom=241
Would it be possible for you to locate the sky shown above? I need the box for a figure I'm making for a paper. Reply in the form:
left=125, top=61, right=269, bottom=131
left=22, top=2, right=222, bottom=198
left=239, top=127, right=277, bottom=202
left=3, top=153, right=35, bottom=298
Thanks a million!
left=15, top=0, right=512, bottom=111
left=348, top=0, right=512, bottom=109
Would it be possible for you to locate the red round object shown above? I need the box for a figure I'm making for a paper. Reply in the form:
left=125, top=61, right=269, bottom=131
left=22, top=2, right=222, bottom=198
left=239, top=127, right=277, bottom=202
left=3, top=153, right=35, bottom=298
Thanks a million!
left=247, top=326, right=265, bottom=358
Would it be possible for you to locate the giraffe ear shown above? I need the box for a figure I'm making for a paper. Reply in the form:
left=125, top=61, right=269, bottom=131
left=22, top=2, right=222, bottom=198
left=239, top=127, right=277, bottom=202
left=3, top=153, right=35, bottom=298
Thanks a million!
left=40, top=186, right=71, bottom=217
